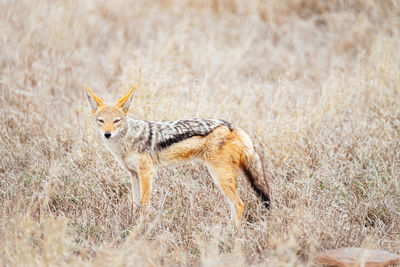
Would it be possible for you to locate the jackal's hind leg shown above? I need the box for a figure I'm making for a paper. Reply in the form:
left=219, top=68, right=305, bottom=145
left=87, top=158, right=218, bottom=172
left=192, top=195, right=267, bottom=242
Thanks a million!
left=207, top=163, right=244, bottom=224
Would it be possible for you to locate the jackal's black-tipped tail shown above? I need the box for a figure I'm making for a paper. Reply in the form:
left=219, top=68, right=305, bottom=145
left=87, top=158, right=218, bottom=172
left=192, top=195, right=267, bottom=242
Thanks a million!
left=243, top=164, right=271, bottom=209
left=237, top=129, right=271, bottom=209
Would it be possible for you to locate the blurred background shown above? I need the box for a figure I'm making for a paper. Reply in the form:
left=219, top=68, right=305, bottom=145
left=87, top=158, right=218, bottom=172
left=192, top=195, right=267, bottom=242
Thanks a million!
left=1, top=0, right=399, bottom=265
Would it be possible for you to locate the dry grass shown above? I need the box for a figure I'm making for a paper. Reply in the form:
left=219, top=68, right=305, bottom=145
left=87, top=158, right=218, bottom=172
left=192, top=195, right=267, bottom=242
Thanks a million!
left=1, top=0, right=400, bottom=265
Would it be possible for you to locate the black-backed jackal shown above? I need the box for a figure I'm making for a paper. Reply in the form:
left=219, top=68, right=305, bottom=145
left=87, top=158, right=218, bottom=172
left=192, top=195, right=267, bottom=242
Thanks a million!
left=85, top=87, right=271, bottom=223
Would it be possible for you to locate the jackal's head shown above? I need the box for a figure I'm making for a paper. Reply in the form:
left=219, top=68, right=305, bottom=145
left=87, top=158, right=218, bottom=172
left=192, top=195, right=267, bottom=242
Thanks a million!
left=84, top=86, right=135, bottom=139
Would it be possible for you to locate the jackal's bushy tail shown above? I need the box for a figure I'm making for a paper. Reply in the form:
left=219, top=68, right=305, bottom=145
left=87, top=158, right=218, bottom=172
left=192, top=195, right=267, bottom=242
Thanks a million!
left=237, top=129, right=271, bottom=209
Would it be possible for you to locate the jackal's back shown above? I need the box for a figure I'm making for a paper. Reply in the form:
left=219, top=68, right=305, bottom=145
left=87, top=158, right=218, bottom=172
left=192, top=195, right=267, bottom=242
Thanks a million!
left=125, top=118, right=233, bottom=153
left=153, top=118, right=232, bottom=149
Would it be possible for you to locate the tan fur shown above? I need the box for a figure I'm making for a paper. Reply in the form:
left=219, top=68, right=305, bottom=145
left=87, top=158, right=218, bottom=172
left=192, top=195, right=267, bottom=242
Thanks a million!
left=97, top=106, right=122, bottom=133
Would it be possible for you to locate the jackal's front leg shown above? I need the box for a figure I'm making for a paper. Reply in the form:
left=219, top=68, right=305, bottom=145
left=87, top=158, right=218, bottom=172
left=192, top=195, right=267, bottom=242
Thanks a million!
left=137, top=157, right=154, bottom=208
left=126, top=154, right=154, bottom=213
left=128, top=169, right=141, bottom=209
left=128, top=167, right=153, bottom=214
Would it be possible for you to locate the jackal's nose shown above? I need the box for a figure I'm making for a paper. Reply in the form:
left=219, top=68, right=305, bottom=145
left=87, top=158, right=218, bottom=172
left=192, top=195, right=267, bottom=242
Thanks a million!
left=104, top=132, right=111, bottom=139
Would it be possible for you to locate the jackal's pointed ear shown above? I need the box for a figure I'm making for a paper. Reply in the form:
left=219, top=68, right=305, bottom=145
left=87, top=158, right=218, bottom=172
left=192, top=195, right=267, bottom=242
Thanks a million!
left=115, top=87, right=136, bottom=114
left=84, top=86, right=103, bottom=113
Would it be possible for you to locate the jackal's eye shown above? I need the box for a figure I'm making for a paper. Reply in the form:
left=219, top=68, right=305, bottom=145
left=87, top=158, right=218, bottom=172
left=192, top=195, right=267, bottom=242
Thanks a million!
left=98, top=118, right=104, bottom=124
left=114, top=118, right=121, bottom=124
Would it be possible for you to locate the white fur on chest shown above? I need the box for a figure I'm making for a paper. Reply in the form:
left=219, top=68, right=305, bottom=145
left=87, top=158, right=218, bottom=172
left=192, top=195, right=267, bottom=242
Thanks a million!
left=104, top=139, right=144, bottom=173
left=104, top=140, right=130, bottom=171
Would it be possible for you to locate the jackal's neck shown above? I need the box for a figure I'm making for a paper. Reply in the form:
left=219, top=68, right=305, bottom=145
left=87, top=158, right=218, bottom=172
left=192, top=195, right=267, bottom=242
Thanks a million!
left=120, top=117, right=152, bottom=153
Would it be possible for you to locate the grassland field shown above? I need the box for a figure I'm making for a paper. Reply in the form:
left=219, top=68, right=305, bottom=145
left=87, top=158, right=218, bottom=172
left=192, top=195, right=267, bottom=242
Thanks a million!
left=1, top=0, right=400, bottom=266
